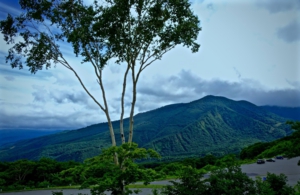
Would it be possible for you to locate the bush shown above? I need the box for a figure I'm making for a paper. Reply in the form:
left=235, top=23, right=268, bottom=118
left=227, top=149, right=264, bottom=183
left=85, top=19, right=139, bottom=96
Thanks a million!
left=38, top=180, right=50, bottom=188
left=206, top=165, right=256, bottom=195
left=160, top=166, right=206, bottom=195
left=264, top=173, right=295, bottom=195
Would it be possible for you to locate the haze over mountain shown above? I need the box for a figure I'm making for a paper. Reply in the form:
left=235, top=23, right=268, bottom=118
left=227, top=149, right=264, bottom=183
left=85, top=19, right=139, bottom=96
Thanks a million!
left=260, top=106, right=300, bottom=121
left=0, top=129, right=64, bottom=147
left=0, top=96, right=293, bottom=162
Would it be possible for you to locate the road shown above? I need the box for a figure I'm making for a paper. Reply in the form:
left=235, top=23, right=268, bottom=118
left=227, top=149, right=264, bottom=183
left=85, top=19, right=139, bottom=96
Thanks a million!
left=241, top=156, right=300, bottom=186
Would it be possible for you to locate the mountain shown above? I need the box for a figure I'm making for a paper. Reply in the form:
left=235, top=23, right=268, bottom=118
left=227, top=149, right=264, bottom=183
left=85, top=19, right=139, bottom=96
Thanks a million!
left=0, top=129, right=64, bottom=147
left=0, top=95, right=293, bottom=162
left=240, top=121, right=300, bottom=160
left=260, top=106, right=300, bottom=121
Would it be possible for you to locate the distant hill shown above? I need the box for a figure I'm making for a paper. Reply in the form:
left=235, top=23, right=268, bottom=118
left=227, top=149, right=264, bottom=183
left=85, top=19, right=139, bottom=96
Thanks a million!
left=240, top=121, right=300, bottom=160
left=0, top=95, right=293, bottom=162
left=0, top=129, right=64, bottom=147
left=260, top=106, right=300, bottom=121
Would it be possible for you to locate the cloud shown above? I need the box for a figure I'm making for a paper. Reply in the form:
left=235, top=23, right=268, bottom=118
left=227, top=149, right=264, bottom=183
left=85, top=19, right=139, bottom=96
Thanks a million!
left=256, top=0, right=300, bottom=13
left=0, top=106, right=100, bottom=130
left=0, top=96, right=102, bottom=131
left=277, top=20, right=300, bottom=43
left=32, top=85, right=90, bottom=104
left=1, top=69, right=299, bottom=131
left=136, top=70, right=300, bottom=112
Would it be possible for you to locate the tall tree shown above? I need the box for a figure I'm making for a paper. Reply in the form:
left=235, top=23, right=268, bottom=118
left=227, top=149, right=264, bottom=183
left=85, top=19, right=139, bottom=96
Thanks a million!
left=0, top=0, right=201, bottom=147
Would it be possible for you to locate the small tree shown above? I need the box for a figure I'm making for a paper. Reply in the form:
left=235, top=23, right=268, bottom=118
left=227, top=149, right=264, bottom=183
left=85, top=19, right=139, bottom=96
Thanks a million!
left=0, top=0, right=201, bottom=149
left=207, top=165, right=256, bottom=195
left=78, top=143, right=160, bottom=195
left=264, top=172, right=296, bottom=195
left=160, top=166, right=207, bottom=195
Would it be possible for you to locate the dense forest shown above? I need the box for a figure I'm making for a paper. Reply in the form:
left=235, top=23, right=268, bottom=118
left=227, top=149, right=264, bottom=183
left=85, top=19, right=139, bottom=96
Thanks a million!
left=240, top=121, right=300, bottom=160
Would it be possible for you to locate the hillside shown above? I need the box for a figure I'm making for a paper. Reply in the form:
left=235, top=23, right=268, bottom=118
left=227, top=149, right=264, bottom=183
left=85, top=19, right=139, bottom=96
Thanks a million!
left=0, top=95, right=293, bottom=162
left=0, top=129, right=64, bottom=147
left=240, top=121, right=300, bottom=160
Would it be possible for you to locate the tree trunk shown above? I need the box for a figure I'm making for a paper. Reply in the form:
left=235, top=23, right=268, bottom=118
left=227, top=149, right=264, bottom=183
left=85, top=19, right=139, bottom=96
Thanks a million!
left=128, top=65, right=137, bottom=143
left=120, top=65, right=130, bottom=144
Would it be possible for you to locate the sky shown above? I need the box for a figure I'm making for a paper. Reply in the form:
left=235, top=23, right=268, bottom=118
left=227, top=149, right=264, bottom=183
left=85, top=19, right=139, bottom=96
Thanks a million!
left=0, top=0, right=299, bottom=131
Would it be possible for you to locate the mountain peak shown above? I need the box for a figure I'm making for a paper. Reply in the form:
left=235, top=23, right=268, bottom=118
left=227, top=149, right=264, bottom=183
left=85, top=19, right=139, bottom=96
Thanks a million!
left=0, top=96, right=292, bottom=162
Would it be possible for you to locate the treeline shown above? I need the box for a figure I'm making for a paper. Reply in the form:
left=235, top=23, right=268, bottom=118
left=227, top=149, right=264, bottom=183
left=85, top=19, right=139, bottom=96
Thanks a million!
left=157, top=164, right=299, bottom=195
left=1, top=154, right=299, bottom=195
left=240, top=121, right=300, bottom=161
left=0, top=153, right=237, bottom=191
left=0, top=158, right=80, bottom=191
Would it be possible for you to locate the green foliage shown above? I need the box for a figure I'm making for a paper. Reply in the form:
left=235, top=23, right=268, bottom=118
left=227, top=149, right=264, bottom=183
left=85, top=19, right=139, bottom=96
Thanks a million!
left=254, top=177, right=275, bottom=195
left=157, top=162, right=183, bottom=176
left=257, top=141, right=292, bottom=158
left=240, top=120, right=300, bottom=160
left=180, top=155, right=217, bottom=169
left=37, top=180, right=50, bottom=188
left=160, top=162, right=297, bottom=195
left=160, top=164, right=257, bottom=195
left=0, top=158, right=80, bottom=191
left=67, top=143, right=161, bottom=195
left=207, top=165, right=256, bottom=195
left=214, top=154, right=237, bottom=168
left=240, top=142, right=273, bottom=160
left=295, top=181, right=300, bottom=194
left=264, top=173, right=296, bottom=195
left=286, top=121, right=300, bottom=131
left=160, top=166, right=207, bottom=195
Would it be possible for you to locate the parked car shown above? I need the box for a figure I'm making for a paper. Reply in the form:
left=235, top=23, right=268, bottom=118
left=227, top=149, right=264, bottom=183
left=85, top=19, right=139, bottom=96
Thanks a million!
left=276, top=156, right=284, bottom=160
left=257, top=159, right=265, bottom=164
left=266, top=158, right=275, bottom=162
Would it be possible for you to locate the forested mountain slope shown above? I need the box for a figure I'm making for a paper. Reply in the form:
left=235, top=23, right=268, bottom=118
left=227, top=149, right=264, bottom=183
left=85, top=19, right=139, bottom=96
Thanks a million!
left=0, top=95, right=292, bottom=162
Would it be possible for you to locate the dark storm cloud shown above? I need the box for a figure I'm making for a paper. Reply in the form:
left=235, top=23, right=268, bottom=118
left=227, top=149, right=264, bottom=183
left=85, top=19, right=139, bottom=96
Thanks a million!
left=136, top=70, right=300, bottom=112
left=256, top=0, right=300, bottom=13
left=277, top=20, right=300, bottom=43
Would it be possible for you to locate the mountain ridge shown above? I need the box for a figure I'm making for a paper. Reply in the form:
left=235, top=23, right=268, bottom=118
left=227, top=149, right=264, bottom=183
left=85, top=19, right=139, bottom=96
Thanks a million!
left=0, top=95, right=294, bottom=162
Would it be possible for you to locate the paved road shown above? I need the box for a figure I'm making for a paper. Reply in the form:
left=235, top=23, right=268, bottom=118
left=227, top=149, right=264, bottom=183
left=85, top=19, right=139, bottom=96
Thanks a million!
left=241, top=156, right=300, bottom=186
left=1, top=157, right=299, bottom=195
